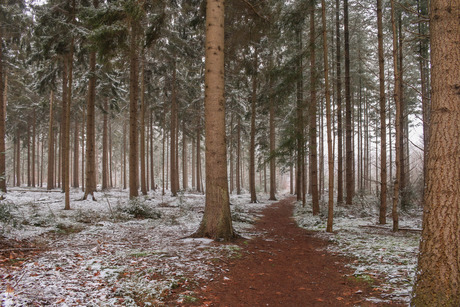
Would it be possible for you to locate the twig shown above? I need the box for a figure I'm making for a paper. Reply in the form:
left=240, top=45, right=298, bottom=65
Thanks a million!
left=105, top=197, right=115, bottom=219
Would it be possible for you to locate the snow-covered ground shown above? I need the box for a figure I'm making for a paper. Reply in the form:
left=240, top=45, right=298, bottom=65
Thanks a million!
left=0, top=187, right=273, bottom=306
left=294, top=195, right=422, bottom=305
left=1, top=188, right=422, bottom=306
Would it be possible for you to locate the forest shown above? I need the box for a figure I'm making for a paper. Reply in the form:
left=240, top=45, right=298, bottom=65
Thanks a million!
left=0, top=0, right=459, bottom=306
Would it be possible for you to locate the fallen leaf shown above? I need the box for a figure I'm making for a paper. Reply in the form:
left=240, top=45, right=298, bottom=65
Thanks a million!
left=6, top=284, right=14, bottom=294
left=337, top=297, right=344, bottom=301
left=316, top=298, right=324, bottom=302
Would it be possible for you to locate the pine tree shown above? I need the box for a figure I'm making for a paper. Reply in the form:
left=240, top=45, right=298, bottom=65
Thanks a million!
left=412, top=0, right=460, bottom=304
left=193, top=0, right=236, bottom=241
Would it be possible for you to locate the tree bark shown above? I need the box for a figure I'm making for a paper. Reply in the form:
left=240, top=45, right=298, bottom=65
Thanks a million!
left=236, top=117, right=241, bottom=195
left=412, top=0, right=460, bottom=304
left=47, top=91, right=55, bottom=190
left=182, top=121, right=188, bottom=190
left=344, top=0, right=354, bottom=205
left=249, top=49, right=258, bottom=203
left=83, top=47, right=97, bottom=200
left=310, top=0, right=319, bottom=215
left=140, top=59, right=147, bottom=195
left=128, top=18, right=139, bottom=198
left=269, top=63, right=276, bottom=201
left=193, top=0, right=235, bottom=240
left=390, top=0, right=401, bottom=231
left=102, top=97, right=109, bottom=191
left=0, top=26, right=5, bottom=193
left=72, top=116, right=79, bottom=188
left=335, top=0, right=343, bottom=204
left=170, top=63, right=178, bottom=196
left=295, top=28, right=304, bottom=203
left=377, top=0, right=387, bottom=224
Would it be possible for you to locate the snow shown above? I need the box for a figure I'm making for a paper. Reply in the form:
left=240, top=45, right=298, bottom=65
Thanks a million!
left=1, top=188, right=422, bottom=306
left=294, top=195, right=422, bottom=305
left=0, top=187, right=274, bottom=306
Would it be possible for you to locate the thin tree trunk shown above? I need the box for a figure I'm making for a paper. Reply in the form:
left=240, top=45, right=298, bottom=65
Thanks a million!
left=150, top=110, right=155, bottom=190
left=102, top=98, right=109, bottom=191
left=32, top=110, right=36, bottom=187
left=47, top=91, right=54, bottom=190
left=310, top=0, right=319, bottom=215
left=322, top=0, right=334, bottom=233
left=81, top=108, right=85, bottom=191
left=344, top=0, right=354, bottom=205
left=170, top=63, right=178, bottom=196
left=236, top=117, right=241, bottom=195
left=249, top=49, right=258, bottom=203
left=182, top=121, right=187, bottom=190
left=390, top=0, right=401, bottom=232
left=128, top=18, right=140, bottom=198
left=72, top=116, right=79, bottom=188
left=64, top=40, right=74, bottom=210
left=140, top=59, right=147, bottom=195
left=123, top=119, right=127, bottom=190
left=83, top=0, right=98, bottom=200
left=295, top=28, right=304, bottom=203
left=377, top=0, right=387, bottom=224
left=335, top=0, right=343, bottom=204
left=0, top=26, right=5, bottom=192
left=269, top=63, right=276, bottom=200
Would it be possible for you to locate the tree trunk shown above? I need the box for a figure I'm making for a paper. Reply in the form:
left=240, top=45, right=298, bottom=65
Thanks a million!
left=310, top=0, right=319, bottom=215
left=128, top=18, right=139, bottom=198
left=72, top=116, right=79, bottom=188
left=32, top=110, right=36, bottom=187
left=150, top=110, right=155, bottom=190
left=295, top=28, right=304, bottom=203
left=322, top=0, right=334, bottom=233
left=377, top=0, right=387, bottom=224
left=170, top=63, right=178, bottom=196
left=229, top=114, right=234, bottom=194
left=63, top=42, right=73, bottom=210
left=249, top=49, right=258, bottom=203
left=182, top=121, right=187, bottom=190
left=123, top=119, right=127, bottom=190
left=236, top=117, right=241, bottom=195
left=102, top=98, right=109, bottom=191
left=412, top=0, right=460, bottom=304
left=335, top=0, right=343, bottom=204
left=0, top=26, right=5, bottom=193
left=390, top=0, right=401, bottom=232
left=193, top=0, right=235, bottom=240
left=269, top=63, right=276, bottom=201
left=344, top=0, right=354, bottom=205
left=83, top=46, right=97, bottom=200
left=140, top=59, right=147, bottom=195
left=47, top=91, right=54, bottom=190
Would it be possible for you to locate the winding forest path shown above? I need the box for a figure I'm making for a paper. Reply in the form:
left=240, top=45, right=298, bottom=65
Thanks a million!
left=194, top=197, right=404, bottom=307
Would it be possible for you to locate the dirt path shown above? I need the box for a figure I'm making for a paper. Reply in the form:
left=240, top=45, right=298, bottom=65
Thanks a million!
left=194, top=197, right=404, bottom=307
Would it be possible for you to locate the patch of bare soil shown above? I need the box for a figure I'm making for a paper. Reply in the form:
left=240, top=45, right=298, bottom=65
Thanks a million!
left=188, top=197, right=406, bottom=306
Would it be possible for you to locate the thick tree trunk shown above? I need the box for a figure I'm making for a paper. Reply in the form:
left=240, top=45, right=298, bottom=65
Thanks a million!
left=249, top=50, right=257, bottom=203
left=193, top=0, right=235, bottom=240
left=335, top=0, right=343, bottom=204
left=412, top=0, right=460, bottom=304
left=377, top=0, right=387, bottom=224
left=310, top=1, right=319, bottom=215
left=390, top=0, right=401, bottom=231
left=344, top=0, right=354, bottom=205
